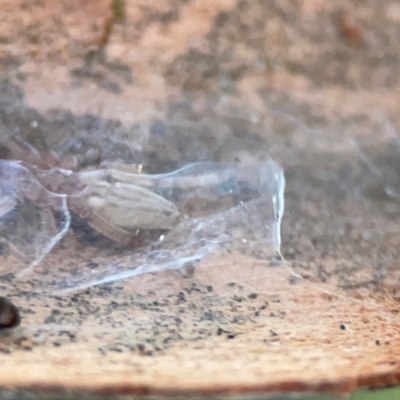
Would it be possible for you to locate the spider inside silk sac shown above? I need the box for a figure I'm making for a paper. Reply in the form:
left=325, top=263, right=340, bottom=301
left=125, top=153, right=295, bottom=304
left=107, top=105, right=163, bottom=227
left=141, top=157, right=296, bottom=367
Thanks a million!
left=0, top=133, right=181, bottom=247
left=0, top=296, right=20, bottom=329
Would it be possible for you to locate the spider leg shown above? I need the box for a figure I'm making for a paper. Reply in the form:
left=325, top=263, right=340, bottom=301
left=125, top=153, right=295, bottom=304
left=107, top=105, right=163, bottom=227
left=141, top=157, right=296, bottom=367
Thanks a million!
left=0, top=126, right=59, bottom=169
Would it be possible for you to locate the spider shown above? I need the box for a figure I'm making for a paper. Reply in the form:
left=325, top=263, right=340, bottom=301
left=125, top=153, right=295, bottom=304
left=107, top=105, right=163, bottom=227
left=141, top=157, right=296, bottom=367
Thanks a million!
left=0, top=133, right=180, bottom=246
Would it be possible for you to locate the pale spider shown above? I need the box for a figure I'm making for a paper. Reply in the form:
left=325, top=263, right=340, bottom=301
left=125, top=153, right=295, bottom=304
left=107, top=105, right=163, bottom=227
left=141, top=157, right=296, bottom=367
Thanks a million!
left=0, top=133, right=180, bottom=246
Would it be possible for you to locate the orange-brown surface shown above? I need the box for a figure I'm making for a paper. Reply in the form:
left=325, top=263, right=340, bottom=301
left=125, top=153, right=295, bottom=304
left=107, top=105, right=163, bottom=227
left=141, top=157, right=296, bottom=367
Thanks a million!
left=4, top=253, right=400, bottom=398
